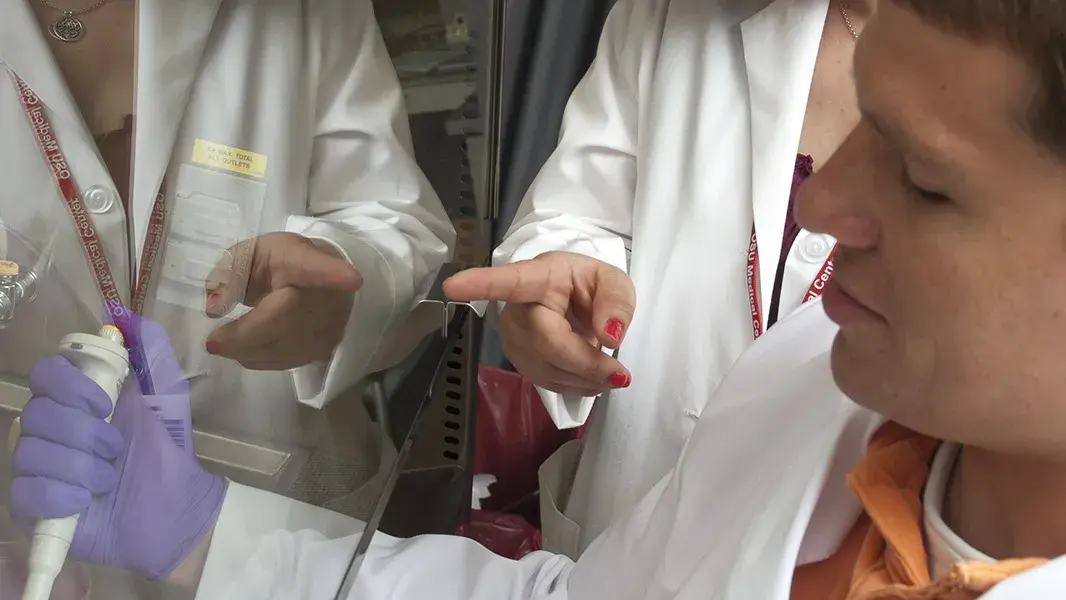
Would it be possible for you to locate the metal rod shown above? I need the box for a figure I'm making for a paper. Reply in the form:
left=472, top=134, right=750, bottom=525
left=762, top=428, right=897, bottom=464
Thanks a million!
left=482, top=0, right=507, bottom=222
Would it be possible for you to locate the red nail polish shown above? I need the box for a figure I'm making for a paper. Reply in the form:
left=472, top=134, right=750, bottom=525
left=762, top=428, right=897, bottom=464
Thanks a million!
left=604, top=319, right=625, bottom=342
left=206, top=290, right=222, bottom=305
left=205, top=339, right=220, bottom=355
left=608, top=372, right=631, bottom=388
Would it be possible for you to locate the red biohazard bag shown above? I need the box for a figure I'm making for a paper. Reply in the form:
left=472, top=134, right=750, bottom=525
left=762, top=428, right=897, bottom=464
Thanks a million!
left=474, top=365, right=584, bottom=516
left=454, top=366, right=584, bottom=558
left=454, top=510, right=543, bottom=559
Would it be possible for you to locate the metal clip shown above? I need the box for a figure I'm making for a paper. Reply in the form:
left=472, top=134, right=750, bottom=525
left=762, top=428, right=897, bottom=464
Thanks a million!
left=0, top=260, right=37, bottom=328
left=416, top=263, right=487, bottom=338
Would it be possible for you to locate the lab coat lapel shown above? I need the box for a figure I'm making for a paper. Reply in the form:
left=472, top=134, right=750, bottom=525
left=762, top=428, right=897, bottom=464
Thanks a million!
left=0, top=0, right=93, bottom=147
left=671, top=307, right=859, bottom=600
left=569, top=305, right=867, bottom=600
left=130, top=0, right=222, bottom=266
left=740, top=0, right=827, bottom=329
left=981, top=556, right=1066, bottom=599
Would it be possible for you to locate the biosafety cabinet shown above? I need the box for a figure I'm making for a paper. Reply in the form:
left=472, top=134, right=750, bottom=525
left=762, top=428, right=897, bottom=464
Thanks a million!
left=0, top=0, right=504, bottom=568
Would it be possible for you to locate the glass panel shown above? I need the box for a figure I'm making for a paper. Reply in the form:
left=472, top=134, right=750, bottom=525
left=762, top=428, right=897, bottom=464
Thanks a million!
left=0, top=0, right=497, bottom=597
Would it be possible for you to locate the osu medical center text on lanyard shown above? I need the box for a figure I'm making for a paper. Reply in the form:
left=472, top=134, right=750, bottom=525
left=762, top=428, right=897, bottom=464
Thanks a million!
left=746, top=224, right=836, bottom=339
left=11, top=73, right=165, bottom=388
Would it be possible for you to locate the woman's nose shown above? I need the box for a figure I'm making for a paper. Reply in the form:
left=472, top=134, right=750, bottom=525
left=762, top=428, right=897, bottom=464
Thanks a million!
left=795, top=133, right=879, bottom=249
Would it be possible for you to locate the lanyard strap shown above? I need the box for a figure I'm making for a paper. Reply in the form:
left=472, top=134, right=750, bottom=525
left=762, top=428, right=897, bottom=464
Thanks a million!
left=747, top=224, right=836, bottom=340
left=10, top=72, right=166, bottom=315
left=11, top=72, right=167, bottom=394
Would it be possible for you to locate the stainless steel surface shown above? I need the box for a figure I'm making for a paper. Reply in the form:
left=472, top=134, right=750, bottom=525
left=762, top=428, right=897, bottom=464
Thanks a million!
left=195, top=429, right=309, bottom=493
left=0, top=295, right=12, bottom=325
left=482, top=0, right=506, bottom=221
left=366, top=376, right=391, bottom=443
left=0, top=377, right=29, bottom=413
left=331, top=435, right=413, bottom=600
left=378, top=311, right=480, bottom=537
left=0, top=376, right=309, bottom=494
left=333, top=300, right=479, bottom=594
left=417, top=262, right=488, bottom=338
left=0, top=268, right=37, bottom=324
left=403, top=75, right=477, bottom=115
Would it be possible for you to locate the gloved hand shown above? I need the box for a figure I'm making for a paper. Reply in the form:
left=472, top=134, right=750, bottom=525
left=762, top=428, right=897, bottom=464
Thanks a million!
left=443, top=251, right=636, bottom=397
left=7, top=314, right=227, bottom=580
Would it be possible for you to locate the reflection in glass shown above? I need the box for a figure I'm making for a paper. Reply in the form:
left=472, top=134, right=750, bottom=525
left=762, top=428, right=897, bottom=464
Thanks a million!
left=1, top=0, right=491, bottom=597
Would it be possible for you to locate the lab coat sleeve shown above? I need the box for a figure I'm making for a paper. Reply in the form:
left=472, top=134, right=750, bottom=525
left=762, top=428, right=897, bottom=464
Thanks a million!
left=490, top=0, right=665, bottom=428
left=196, top=483, right=574, bottom=600
left=978, top=557, right=1066, bottom=599
left=286, top=0, right=456, bottom=409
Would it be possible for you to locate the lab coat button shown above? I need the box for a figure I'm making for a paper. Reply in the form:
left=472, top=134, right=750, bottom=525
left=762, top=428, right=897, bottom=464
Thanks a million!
left=83, top=186, right=116, bottom=214
left=799, top=234, right=832, bottom=263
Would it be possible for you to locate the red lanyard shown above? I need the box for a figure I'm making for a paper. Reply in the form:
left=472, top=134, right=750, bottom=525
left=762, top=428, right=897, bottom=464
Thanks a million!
left=10, top=72, right=166, bottom=317
left=746, top=224, right=836, bottom=339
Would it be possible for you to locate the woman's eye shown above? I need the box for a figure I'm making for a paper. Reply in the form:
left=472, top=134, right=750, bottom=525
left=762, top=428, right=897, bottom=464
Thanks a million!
left=901, top=170, right=951, bottom=204
left=910, top=184, right=949, bottom=203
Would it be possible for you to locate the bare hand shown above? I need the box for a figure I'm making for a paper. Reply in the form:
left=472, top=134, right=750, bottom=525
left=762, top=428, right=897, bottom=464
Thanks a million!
left=204, top=233, right=362, bottom=370
left=443, top=251, right=635, bottom=396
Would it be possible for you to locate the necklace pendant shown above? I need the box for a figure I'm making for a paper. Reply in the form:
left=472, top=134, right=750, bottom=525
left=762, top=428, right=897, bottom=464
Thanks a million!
left=50, top=12, right=85, bottom=43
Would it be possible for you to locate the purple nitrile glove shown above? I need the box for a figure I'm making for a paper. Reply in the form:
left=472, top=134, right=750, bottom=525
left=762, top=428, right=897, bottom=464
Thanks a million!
left=7, top=314, right=227, bottom=580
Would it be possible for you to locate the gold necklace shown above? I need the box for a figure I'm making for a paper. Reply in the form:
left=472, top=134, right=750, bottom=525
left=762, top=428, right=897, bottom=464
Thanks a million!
left=839, top=1, right=861, bottom=40
left=35, top=0, right=113, bottom=43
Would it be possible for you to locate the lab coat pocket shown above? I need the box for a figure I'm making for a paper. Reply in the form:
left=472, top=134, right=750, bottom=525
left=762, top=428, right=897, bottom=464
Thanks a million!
left=538, top=439, right=583, bottom=559
left=158, top=163, right=266, bottom=311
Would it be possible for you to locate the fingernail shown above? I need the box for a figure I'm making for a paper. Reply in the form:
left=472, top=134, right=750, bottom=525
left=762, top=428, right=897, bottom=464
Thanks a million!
left=205, top=339, right=220, bottom=355
left=206, top=290, right=222, bottom=306
left=608, top=372, right=631, bottom=388
left=604, top=319, right=625, bottom=342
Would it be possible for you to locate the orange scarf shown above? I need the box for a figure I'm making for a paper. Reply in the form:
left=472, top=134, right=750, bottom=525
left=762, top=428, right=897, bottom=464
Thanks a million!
left=790, top=422, right=1046, bottom=600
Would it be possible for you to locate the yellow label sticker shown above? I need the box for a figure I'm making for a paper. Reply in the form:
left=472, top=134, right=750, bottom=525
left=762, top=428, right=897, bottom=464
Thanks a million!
left=0, top=260, right=18, bottom=276
left=191, top=139, right=268, bottom=179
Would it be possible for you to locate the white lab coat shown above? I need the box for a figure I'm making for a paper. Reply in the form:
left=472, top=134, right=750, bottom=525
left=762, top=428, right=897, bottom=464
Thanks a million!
left=491, top=0, right=837, bottom=556
left=0, top=0, right=453, bottom=448
left=191, top=302, right=1066, bottom=599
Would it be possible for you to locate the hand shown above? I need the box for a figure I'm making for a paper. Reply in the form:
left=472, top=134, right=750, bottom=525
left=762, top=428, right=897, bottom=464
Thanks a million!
left=7, top=316, right=227, bottom=581
left=443, top=251, right=636, bottom=396
left=204, top=232, right=363, bottom=370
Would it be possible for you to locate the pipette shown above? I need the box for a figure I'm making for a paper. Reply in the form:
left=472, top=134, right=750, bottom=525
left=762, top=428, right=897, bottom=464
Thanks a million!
left=21, top=325, right=130, bottom=600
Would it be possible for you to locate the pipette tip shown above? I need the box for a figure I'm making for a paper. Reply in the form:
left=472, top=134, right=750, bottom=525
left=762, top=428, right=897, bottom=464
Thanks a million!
left=98, top=324, right=125, bottom=345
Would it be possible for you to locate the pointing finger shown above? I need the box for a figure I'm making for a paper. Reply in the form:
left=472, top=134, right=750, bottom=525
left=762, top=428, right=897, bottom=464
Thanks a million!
left=443, top=261, right=556, bottom=304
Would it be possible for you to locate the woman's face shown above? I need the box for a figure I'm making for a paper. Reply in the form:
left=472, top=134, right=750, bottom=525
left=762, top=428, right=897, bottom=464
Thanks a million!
left=797, top=3, right=1066, bottom=457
